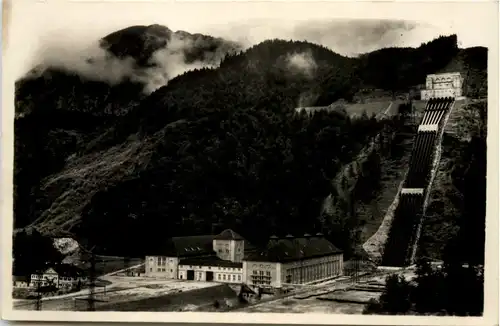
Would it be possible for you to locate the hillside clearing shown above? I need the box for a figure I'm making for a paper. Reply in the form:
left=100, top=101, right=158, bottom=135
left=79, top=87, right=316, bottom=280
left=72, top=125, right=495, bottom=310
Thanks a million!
left=358, top=135, right=414, bottom=244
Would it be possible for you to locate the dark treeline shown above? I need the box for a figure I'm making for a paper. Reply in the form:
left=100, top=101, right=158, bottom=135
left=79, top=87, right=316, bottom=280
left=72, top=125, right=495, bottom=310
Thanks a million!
left=12, top=229, right=63, bottom=278
left=14, top=70, right=145, bottom=230
left=364, top=257, right=483, bottom=316
left=358, top=35, right=460, bottom=94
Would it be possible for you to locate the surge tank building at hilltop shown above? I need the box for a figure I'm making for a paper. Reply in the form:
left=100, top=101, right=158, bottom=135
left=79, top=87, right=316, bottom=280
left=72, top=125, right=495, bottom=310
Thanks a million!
left=421, top=72, right=464, bottom=100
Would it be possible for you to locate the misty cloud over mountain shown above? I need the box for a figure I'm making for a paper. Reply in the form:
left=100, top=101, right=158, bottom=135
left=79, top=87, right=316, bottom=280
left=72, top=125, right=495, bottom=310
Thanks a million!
left=210, top=19, right=443, bottom=57
left=23, top=24, right=241, bottom=94
left=19, top=19, right=446, bottom=92
left=285, top=50, right=318, bottom=79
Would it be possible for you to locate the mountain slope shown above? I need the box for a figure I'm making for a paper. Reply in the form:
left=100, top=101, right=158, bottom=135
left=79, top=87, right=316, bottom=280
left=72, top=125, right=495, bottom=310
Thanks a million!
left=100, top=24, right=241, bottom=68
left=14, top=24, right=243, bottom=230
left=24, top=38, right=372, bottom=256
left=14, top=32, right=486, bottom=257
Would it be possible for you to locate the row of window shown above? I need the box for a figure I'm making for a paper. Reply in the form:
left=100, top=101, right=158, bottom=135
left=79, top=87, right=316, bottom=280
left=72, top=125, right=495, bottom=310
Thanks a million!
left=217, top=274, right=241, bottom=282
left=216, top=247, right=242, bottom=253
left=31, top=275, right=52, bottom=279
left=184, top=265, right=242, bottom=272
left=31, top=275, right=82, bottom=281
left=252, top=280, right=271, bottom=286
left=148, top=258, right=244, bottom=272
left=174, top=272, right=242, bottom=282
left=151, top=267, right=242, bottom=273
left=250, top=270, right=272, bottom=286
left=153, top=257, right=172, bottom=265
left=427, top=89, right=460, bottom=94
left=59, top=276, right=83, bottom=281
left=285, top=261, right=341, bottom=284
left=30, top=281, right=79, bottom=287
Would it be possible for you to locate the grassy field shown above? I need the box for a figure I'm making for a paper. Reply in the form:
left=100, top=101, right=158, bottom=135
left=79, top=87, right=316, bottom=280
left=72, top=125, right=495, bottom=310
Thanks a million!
left=299, top=100, right=396, bottom=118
left=13, top=277, right=224, bottom=311
left=71, top=256, right=144, bottom=276
left=242, top=296, right=366, bottom=314
left=343, top=101, right=394, bottom=117
left=96, top=282, right=238, bottom=312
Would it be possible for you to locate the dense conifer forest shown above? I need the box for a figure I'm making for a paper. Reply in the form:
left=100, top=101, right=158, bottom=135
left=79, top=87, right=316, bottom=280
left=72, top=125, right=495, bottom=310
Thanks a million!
left=13, top=27, right=487, bottom=283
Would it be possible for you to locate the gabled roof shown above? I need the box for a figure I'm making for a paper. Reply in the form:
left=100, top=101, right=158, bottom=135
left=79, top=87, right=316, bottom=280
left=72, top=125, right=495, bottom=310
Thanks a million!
left=171, top=235, right=215, bottom=258
left=38, top=264, right=86, bottom=277
left=150, top=231, right=255, bottom=258
left=213, top=229, right=244, bottom=240
left=245, top=235, right=342, bottom=263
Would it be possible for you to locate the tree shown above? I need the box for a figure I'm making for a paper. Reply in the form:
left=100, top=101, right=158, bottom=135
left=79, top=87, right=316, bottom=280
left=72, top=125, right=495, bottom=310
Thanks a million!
left=366, top=254, right=484, bottom=316
left=411, top=258, right=446, bottom=313
left=13, top=229, right=63, bottom=278
left=364, top=274, right=413, bottom=314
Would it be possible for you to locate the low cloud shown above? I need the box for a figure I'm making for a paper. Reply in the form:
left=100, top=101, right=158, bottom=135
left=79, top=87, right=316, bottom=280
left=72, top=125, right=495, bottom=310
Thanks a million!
left=209, top=19, right=446, bottom=57
left=129, top=35, right=220, bottom=94
left=20, top=19, right=451, bottom=94
left=285, top=50, right=317, bottom=79
left=26, top=35, right=136, bottom=85
left=23, top=28, right=226, bottom=94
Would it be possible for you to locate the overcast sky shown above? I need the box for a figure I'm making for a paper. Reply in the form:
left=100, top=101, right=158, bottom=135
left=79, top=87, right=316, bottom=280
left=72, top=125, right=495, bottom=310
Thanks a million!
left=4, top=0, right=498, bottom=81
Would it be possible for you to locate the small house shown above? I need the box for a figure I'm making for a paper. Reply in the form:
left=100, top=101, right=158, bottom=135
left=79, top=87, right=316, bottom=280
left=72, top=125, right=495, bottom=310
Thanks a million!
left=13, top=275, right=29, bottom=288
left=31, top=264, right=87, bottom=289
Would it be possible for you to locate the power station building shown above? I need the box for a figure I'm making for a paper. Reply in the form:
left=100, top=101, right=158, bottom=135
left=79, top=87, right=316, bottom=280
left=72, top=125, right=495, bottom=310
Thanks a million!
left=145, top=230, right=343, bottom=290
left=145, top=229, right=252, bottom=283
left=420, top=72, right=464, bottom=100
left=243, top=234, right=344, bottom=289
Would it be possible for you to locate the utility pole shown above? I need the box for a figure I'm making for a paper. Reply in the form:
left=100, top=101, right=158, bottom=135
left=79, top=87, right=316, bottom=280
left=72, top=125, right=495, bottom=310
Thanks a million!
left=75, top=237, right=98, bottom=312
left=353, top=258, right=358, bottom=284
left=88, top=252, right=96, bottom=311
left=351, top=229, right=362, bottom=285
left=35, top=276, right=42, bottom=311
left=124, top=256, right=131, bottom=276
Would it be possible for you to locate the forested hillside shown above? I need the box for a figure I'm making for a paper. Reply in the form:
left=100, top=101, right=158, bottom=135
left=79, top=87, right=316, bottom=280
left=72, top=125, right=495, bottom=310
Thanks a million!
left=358, top=35, right=459, bottom=94
left=13, top=29, right=486, bottom=260
left=14, top=24, right=242, bottom=235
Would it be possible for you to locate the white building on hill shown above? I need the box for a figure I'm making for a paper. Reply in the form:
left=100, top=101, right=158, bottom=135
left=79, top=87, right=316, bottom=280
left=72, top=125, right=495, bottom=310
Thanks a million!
left=420, top=72, right=464, bottom=100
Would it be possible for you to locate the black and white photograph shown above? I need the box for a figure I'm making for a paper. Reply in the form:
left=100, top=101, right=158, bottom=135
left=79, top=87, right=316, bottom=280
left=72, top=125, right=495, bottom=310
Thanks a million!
left=2, top=0, right=498, bottom=324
